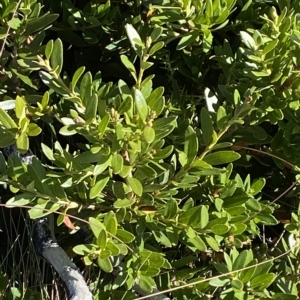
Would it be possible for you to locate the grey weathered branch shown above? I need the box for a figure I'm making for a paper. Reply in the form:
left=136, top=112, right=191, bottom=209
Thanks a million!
left=33, top=217, right=93, bottom=300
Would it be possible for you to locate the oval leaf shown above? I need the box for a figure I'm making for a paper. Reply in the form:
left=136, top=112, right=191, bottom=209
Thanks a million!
left=127, top=177, right=143, bottom=197
left=201, top=107, right=214, bottom=146
left=134, top=88, right=148, bottom=122
left=203, top=151, right=241, bottom=165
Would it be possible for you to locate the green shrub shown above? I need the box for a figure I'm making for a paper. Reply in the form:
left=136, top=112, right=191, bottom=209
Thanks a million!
left=0, top=0, right=300, bottom=299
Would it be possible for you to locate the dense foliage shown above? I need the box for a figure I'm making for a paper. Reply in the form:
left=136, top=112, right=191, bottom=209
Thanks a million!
left=1, top=0, right=300, bottom=299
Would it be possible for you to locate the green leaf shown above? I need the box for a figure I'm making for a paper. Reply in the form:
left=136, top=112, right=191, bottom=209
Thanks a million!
left=114, top=198, right=134, bottom=208
left=11, top=69, right=37, bottom=89
left=97, top=229, right=107, bottom=249
left=90, top=176, right=109, bottom=199
left=73, top=244, right=96, bottom=255
left=39, top=71, right=69, bottom=96
left=205, top=235, right=219, bottom=251
left=141, top=61, right=154, bottom=70
left=106, top=216, right=117, bottom=235
left=82, top=29, right=98, bottom=44
left=262, top=40, right=278, bottom=55
left=111, top=153, right=123, bottom=174
left=207, top=217, right=228, bottom=228
left=125, top=24, right=143, bottom=57
left=153, top=145, right=173, bottom=160
left=246, top=198, right=261, bottom=211
left=139, top=275, right=154, bottom=293
left=3, top=2, right=18, bottom=17
left=239, top=259, right=257, bottom=283
left=211, top=142, right=232, bottom=150
left=8, top=18, right=22, bottom=30
left=0, top=152, right=6, bottom=174
left=113, top=182, right=129, bottom=199
left=232, top=250, right=248, bottom=271
left=184, top=126, right=198, bottom=165
left=80, top=72, right=93, bottom=106
left=45, top=40, right=53, bottom=59
left=240, top=31, right=256, bottom=50
left=93, top=154, right=111, bottom=175
left=0, top=108, right=17, bottom=128
left=255, top=214, right=278, bottom=225
left=85, top=92, right=98, bottom=122
left=120, top=55, right=137, bottom=82
left=214, top=262, right=229, bottom=274
left=200, top=206, right=209, bottom=229
left=116, top=229, right=135, bottom=243
left=164, top=198, right=178, bottom=219
left=27, top=123, right=42, bottom=136
left=116, top=243, right=128, bottom=256
left=127, top=177, right=143, bottom=197
left=179, top=206, right=199, bottom=226
left=149, top=41, right=164, bottom=55
left=106, top=240, right=120, bottom=256
left=10, top=287, right=21, bottom=298
left=152, top=116, right=177, bottom=129
left=98, top=257, right=113, bottom=273
left=134, top=88, right=148, bottom=122
left=211, top=224, right=230, bottom=235
left=216, top=106, right=227, bottom=129
left=177, top=31, right=198, bottom=50
left=59, top=125, right=78, bottom=136
left=150, top=27, right=163, bottom=42
left=6, top=192, right=35, bottom=207
left=25, top=13, right=59, bottom=35
left=250, top=178, right=266, bottom=195
left=89, top=217, right=105, bottom=238
left=28, top=202, right=61, bottom=219
left=119, top=163, right=132, bottom=178
left=118, top=79, right=131, bottom=98
left=209, top=277, right=230, bottom=287
left=231, top=279, right=243, bottom=290
left=0, top=100, right=15, bottom=111
left=15, top=98, right=26, bottom=117
left=188, top=236, right=207, bottom=251
left=138, top=164, right=157, bottom=179
left=252, top=260, right=273, bottom=279
left=201, top=108, right=214, bottom=147
left=271, top=294, right=297, bottom=300
left=119, top=96, right=133, bottom=114
left=143, top=126, right=155, bottom=143
left=98, top=114, right=110, bottom=138
left=50, top=39, right=63, bottom=75
left=147, top=87, right=165, bottom=115
left=232, top=223, right=247, bottom=235
left=203, top=151, right=241, bottom=165
left=99, top=249, right=111, bottom=259
left=226, top=206, right=245, bottom=216
left=224, top=252, right=232, bottom=271
left=16, top=133, right=29, bottom=153
left=71, top=66, right=85, bottom=92
left=250, top=273, right=275, bottom=290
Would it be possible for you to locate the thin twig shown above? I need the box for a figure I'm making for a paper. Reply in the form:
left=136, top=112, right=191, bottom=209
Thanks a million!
left=134, top=250, right=291, bottom=300
left=234, top=146, right=295, bottom=169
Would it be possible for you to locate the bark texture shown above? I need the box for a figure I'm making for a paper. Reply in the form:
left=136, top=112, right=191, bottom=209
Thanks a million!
left=33, top=217, right=93, bottom=300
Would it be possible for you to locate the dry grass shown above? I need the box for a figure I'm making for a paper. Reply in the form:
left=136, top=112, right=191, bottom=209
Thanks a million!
left=0, top=205, right=65, bottom=300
